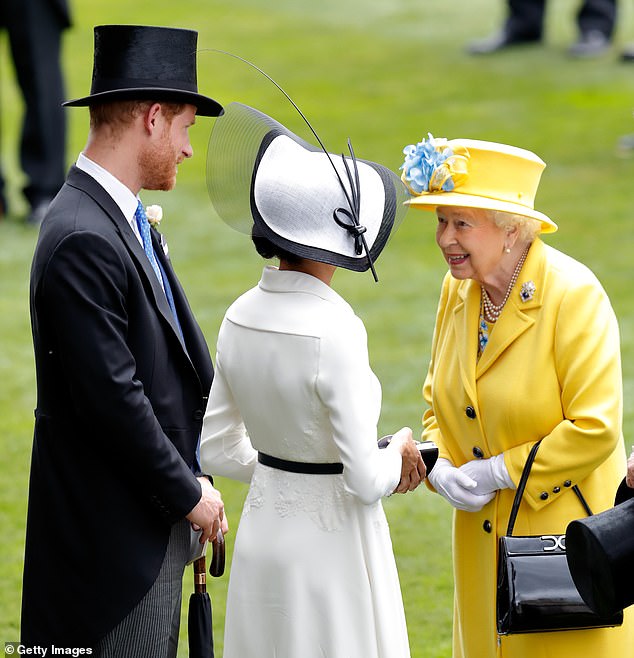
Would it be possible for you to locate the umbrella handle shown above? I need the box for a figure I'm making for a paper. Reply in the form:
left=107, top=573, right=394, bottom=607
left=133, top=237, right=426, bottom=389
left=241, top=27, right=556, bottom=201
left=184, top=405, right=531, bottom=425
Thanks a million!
left=209, top=528, right=225, bottom=578
left=193, top=556, right=207, bottom=594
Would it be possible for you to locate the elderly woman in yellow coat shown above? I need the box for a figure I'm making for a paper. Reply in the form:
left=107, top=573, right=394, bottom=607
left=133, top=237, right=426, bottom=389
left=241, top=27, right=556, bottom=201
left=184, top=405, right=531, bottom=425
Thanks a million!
left=399, top=137, right=634, bottom=657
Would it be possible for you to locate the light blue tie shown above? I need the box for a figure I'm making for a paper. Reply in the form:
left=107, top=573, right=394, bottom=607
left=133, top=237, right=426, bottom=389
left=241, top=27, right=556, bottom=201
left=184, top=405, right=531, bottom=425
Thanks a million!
left=134, top=201, right=183, bottom=338
left=134, top=201, right=163, bottom=283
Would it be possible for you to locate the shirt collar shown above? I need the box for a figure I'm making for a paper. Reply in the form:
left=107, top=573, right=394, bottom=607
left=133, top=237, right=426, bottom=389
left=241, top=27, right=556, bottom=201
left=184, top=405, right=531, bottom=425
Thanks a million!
left=258, top=265, right=352, bottom=309
left=75, top=153, right=141, bottom=235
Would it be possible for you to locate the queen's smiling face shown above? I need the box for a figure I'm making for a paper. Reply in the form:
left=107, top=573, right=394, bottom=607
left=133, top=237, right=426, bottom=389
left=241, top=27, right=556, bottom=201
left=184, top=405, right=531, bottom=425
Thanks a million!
left=435, top=206, right=507, bottom=285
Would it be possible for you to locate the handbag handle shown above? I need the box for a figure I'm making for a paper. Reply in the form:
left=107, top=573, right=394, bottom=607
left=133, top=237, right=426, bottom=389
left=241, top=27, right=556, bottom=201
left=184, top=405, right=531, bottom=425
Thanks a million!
left=506, top=440, right=542, bottom=536
left=505, top=440, right=593, bottom=536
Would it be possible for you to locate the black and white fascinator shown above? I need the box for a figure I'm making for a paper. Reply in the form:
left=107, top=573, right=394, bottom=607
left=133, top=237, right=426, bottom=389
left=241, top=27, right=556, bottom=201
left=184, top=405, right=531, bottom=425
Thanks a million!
left=206, top=56, right=409, bottom=281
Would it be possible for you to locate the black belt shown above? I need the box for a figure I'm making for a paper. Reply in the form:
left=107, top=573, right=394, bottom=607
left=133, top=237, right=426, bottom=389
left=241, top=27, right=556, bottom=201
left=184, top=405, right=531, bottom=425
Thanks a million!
left=258, top=451, right=343, bottom=475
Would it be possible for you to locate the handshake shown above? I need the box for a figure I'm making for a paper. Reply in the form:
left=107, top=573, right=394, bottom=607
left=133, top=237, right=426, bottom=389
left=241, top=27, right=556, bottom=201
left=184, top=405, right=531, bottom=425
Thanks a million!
left=377, top=430, right=438, bottom=495
left=378, top=434, right=439, bottom=473
left=427, top=454, right=513, bottom=512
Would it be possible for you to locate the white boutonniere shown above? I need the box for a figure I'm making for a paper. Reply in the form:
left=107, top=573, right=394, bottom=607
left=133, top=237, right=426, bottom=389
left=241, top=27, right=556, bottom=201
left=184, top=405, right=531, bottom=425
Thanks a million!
left=145, top=204, right=163, bottom=229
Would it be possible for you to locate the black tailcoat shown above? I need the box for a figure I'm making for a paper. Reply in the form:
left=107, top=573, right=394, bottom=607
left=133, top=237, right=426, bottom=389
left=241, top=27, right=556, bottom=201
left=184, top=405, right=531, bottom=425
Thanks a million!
left=21, top=166, right=214, bottom=646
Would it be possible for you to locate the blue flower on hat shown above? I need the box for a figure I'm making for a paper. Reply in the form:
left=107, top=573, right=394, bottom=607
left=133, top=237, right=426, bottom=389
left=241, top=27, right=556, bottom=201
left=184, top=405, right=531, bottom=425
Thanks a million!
left=400, top=134, right=469, bottom=195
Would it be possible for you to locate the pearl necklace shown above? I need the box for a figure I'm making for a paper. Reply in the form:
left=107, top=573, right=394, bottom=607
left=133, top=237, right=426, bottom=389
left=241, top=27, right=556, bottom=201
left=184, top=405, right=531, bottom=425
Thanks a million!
left=481, top=246, right=529, bottom=323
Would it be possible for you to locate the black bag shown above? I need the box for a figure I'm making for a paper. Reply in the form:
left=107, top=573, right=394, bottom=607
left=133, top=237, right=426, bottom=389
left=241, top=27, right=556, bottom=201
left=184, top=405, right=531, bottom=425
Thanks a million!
left=496, top=440, right=624, bottom=634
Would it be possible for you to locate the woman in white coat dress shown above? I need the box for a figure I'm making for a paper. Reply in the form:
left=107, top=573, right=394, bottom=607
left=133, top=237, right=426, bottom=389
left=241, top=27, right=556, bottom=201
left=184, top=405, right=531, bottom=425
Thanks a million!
left=200, top=103, right=426, bottom=658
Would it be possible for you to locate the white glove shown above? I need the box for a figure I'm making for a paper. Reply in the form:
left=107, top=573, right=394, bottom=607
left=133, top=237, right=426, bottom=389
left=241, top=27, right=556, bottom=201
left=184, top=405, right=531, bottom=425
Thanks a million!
left=458, top=454, right=514, bottom=495
left=428, top=458, right=495, bottom=512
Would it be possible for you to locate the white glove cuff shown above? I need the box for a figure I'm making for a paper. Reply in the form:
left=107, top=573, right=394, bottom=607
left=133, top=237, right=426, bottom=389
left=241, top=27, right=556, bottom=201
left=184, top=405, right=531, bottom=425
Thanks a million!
left=491, top=453, right=515, bottom=490
left=427, top=457, right=453, bottom=490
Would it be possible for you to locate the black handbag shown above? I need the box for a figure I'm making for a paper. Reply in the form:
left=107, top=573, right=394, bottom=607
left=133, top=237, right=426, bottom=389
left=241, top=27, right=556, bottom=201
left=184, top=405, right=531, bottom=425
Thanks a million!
left=496, top=440, right=624, bottom=634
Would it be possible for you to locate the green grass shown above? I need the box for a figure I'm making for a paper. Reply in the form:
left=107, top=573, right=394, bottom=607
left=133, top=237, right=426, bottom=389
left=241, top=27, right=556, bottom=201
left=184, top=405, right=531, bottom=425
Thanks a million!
left=2, top=1, right=634, bottom=655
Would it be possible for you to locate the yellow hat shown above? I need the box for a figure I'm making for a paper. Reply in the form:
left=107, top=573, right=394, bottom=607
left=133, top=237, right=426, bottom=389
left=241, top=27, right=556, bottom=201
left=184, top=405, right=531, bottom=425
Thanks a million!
left=400, top=137, right=557, bottom=233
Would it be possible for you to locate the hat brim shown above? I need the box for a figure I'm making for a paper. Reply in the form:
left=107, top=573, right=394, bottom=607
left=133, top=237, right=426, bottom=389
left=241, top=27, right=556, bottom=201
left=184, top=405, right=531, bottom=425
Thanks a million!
left=63, top=87, right=224, bottom=117
left=207, top=102, right=409, bottom=272
left=406, top=191, right=557, bottom=234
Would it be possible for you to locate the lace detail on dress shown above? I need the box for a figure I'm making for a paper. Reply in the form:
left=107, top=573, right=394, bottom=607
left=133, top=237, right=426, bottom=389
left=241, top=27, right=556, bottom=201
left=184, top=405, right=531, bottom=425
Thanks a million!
left=242, top=463, right=355, bottom=532
left=243, top=469, right=266, bottom=512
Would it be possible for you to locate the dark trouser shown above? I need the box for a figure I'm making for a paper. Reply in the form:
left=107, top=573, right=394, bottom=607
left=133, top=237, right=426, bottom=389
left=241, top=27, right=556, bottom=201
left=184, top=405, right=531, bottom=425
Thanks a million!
left=95, top=519, right=192, bottom=658
left=505, top=0, right=616, bottom=40
left=0, top=0, right=68, bottom=211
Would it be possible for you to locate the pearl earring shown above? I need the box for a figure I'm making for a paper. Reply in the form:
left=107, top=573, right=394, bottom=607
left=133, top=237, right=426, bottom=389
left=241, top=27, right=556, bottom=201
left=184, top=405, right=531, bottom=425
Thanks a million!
left=505, top=247, right=511, bottom=253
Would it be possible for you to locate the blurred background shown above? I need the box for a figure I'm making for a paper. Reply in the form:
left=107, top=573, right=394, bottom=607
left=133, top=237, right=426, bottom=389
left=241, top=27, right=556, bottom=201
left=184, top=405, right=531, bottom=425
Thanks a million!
left=2, top=1, right=634, bottom=655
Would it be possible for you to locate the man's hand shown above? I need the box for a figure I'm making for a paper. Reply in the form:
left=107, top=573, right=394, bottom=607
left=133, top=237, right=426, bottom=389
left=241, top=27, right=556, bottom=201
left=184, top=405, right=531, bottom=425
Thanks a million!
left=389, top=427, right=426, bottom=494
left=186, top=477, right=229, bottom=544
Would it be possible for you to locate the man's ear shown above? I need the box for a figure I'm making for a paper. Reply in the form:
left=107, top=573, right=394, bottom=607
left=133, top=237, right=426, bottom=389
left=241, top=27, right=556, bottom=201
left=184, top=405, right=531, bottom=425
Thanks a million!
left=143, top=102, right=163, bottom=135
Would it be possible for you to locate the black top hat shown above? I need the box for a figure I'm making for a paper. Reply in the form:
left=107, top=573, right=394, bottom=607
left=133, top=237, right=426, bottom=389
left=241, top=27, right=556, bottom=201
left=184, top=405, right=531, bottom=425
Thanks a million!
left=63, top=25, right=223, bottom=117
left=566, top=489, right=634, bottom=618
left=615, top=476, right=634, bottom=505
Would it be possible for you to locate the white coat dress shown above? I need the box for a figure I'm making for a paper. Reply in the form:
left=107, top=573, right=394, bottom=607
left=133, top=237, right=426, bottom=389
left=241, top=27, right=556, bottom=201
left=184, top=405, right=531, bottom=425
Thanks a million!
left=200, top=266, right=411, bottom=658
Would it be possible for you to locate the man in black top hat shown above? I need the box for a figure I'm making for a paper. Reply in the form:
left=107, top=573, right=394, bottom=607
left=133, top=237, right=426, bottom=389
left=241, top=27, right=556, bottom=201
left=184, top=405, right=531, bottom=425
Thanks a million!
left=21, top=25, right=227, bottom=656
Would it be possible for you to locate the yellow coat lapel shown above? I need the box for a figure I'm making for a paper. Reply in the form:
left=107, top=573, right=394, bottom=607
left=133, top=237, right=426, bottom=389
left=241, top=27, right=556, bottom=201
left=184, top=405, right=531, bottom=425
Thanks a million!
left=476, top=238, right=547, bottom=379
left=452, top=280, right=480, bottom=402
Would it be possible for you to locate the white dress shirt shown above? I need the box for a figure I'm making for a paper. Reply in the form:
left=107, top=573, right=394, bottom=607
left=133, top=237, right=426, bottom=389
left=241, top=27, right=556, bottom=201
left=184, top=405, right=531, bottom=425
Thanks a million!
left=75, top=153, right=143, bottom=246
